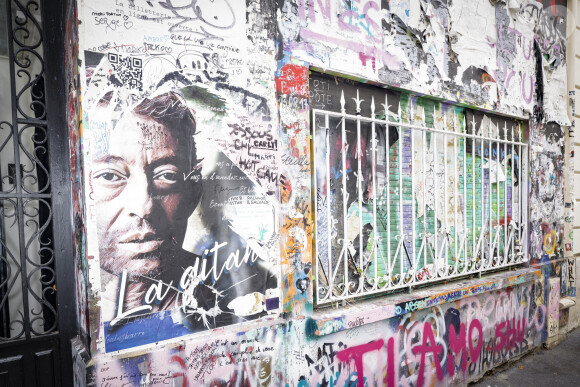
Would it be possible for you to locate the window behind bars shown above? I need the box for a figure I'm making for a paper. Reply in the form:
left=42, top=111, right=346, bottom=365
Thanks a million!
left=310, top=73, right=528, bottom=306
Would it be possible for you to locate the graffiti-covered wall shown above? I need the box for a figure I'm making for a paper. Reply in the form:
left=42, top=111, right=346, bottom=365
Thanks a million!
left=75, top=0, right=574, bottom=385
left=87, top=273, right=547, bottom=386
left=65, top=0, right=90, bottom=350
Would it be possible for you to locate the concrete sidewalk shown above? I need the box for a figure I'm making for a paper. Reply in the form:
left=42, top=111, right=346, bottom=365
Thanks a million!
left=470, top=328, right=580, bottom=387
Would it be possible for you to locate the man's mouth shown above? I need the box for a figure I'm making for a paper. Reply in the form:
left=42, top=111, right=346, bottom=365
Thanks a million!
left=119, top=234, right=163, bottom=255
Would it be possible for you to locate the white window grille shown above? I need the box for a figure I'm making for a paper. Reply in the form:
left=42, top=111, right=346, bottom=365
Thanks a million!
left=313, top=90, right=528, bottom=305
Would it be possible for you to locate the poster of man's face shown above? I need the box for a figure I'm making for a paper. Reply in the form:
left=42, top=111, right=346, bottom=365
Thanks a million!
left=92, top=94, right=199, bottom=279
left=87, top=67, right=279, bottom=351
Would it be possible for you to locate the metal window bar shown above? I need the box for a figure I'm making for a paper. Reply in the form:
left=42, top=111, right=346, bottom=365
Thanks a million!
left=313, top=91, right=528, bottom=305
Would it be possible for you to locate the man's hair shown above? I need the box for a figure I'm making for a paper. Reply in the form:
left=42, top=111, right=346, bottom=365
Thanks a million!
left=132, top=92, right=197, bottom=171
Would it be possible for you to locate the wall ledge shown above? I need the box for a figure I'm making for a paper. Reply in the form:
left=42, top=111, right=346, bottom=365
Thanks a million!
left=560, top=297, right=576, bottom=310
left=307, top=267, right=541, bottom=337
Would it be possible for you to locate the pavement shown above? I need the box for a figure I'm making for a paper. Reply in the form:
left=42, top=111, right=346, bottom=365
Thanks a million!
left=470, top=327, right=580, bottom=387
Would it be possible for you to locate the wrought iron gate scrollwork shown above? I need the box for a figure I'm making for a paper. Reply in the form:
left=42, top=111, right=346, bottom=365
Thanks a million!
left=0, top=0, right=57, bottom=342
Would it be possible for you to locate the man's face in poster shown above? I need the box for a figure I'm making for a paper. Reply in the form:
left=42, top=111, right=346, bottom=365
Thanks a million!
left=91, top=95, right=199, bottom=278
left=257, top=354, right=272, bottom=386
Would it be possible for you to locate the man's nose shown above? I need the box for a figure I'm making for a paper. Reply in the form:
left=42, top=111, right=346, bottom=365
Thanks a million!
left=124, top=173, right=154, bottom=219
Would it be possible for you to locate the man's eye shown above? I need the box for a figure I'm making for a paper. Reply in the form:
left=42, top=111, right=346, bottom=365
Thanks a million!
left=95, top=171, right=125, bottom=182
left=154, top=171, right=178, bottom=183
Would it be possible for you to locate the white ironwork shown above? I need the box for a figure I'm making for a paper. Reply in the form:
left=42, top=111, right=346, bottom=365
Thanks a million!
left=313, top=91, right=528, bottom=305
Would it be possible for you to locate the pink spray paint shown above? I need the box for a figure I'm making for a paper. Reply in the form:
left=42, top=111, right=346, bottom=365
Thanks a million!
left=412, top=323, right=443, bottom=387
left=336, top=339, right=384, bottom=387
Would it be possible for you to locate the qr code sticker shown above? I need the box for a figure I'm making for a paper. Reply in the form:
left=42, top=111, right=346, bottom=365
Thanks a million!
left=108, top=53, right=143, bottom=91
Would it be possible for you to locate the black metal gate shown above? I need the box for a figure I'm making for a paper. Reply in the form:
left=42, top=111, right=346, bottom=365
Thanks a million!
left=0, top=0, right=77, bottom=385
